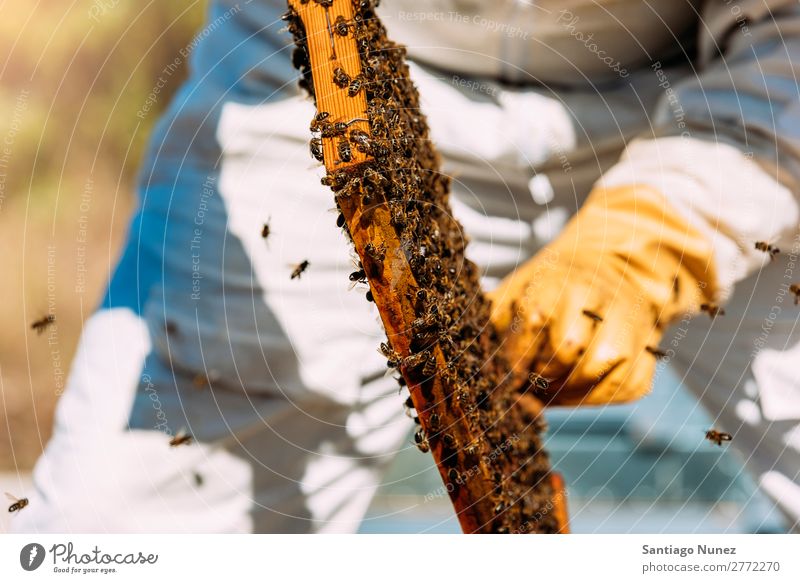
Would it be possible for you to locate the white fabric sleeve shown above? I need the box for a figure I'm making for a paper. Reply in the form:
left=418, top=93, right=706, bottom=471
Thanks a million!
left=599, top=0, right=800, bottom=301
left=599, top=137, right=799, bottom=301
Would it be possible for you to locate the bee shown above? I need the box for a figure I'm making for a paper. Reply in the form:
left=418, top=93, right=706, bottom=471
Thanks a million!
left=379, top=342, right=401, bottom=369
left=309, top=137, right=324, bottom=162
left=347, top=77, right=363, bottom=97
left=6, top=492, right=29, bottom=513
left=755, top=241, right=780, bottom=260
left=310, top=111, right=330, bottom=133
left=165, top=320, right=178, bottom=335
left=169, top=428, right=193, bottom=447
left=349, top=129, right=372, bottom=153
left=349, top=267, right=367, bottom=287
left=645, top=346, right=668, bottom=359
left=403, top=394, right=415, bottom=415
left=442, top=433, right=457, bottom=450
left=365, top=290, right=374, bottom=303
left=528, top=373, right=550, bottom=393
left=193, top=472, right=204, bottom=487
left=337, top=139, right=352, bottom=163
left=582, top=309, right=603, bottom=323
left=31, top=314, right=56, bottom=335
left=322, top=121, right=350, bottom=139
left=790, top=283, right=800, bottom=305
left=447, top=468, right=461, bottom=484
left=700, top=303, right=725, bottom=318
left=332, top=67, right=350, bottom=89
left=333, top=15, right=350, bottom=36
left=414, top=428, right=429, bottom=453
left=261, top=218, right=271, bottom=240
left=364, top=242, right=386, bottom=263
left=705, top=429, right=732, bottom=446
left=428, top=412, right=441, bottom=432
left=321, top=170, right=349, bottom=191
left=291, top=260, right=311, bottom=280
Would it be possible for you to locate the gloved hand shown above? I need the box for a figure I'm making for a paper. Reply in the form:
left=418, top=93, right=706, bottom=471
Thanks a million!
left=490, top=185, right=719, bottom=406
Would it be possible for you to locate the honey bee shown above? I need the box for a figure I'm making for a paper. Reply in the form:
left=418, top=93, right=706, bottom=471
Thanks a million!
left=379, top=342, right=401, bottom=369
left=261, top=218, right=271, bottom=240
left=31, top=314, right=56, bottom=335
left=414, top=428, right=429, bottom=453
left=193, top=472, right=204, bottom=487
left=364, top=242, right=386, bottom=263
left=347, top=77, right=363, bottom=97
left=310, top=111, right=330, bottom=133
left=291, top=260, right=311, bottom=280
left=332, top=67, right=350, bottom=89
left=309, top=137, right=324, bottom=162
left=333, top=15, right=350, bottom=36
left=337, top=139, right=352, bottom=163
left=755, top=241, right=780, bottom=260
left=169, top=428, right=193, bottom=447
left=349, top=129, right=372, bottom=153
left=582, top=309, right=603, bottom=323
left=790, top=283, right=800, bottom=305
left=645, top=346, right=668, bottom=359
left=700, top=303, right=725, bottom=318
left=705, top=429, right=732, bottom=446
left=528, top=373, right=550, bottom=393
left=6, top=492, right=29, bottom=513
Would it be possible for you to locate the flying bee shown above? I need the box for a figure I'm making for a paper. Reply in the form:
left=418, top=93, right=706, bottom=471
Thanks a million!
left=193, top=472, right=204, bottom=487
left=700, top=303, right=725, bottom=318
left=261, top=217, right=271, bottom=240
left=6, top=492, right=29, bottom=513
left=414, top=428, right=429, bottom=453
left=528, top=373, right=550, bottom=393
left=290, top=260, right=310, bottom=280
left=169, top=428, right=193, bottom=447
left=582, top=309, right=603, bottom=323
left=337, top=139, right=352, bottom=163
left=309, top=137, right=324, bottom=162
left=755, top=241, right=780, bottom=260
left=705, top=429, right=732, bottom=446
left=332, top=67, right=350, bottom=89
left=790, top=283, right=800, bottom=305
left=645, top=346, right=668, bottom=359
left=31, top=314, right=55, bottom=335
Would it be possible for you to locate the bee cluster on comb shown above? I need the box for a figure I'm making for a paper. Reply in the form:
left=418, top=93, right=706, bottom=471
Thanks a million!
left=284, top=0, right=562, bottom=533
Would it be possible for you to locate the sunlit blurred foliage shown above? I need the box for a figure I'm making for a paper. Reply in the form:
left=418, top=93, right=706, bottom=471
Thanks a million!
left=0, top=0, right=208, bottom=469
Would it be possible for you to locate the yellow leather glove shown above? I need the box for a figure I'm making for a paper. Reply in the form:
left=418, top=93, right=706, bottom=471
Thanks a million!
left=490, top=184, right=719, bottom=406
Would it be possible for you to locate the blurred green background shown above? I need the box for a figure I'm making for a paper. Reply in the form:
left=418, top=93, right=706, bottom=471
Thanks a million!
left=0, top=0, right=208, bottom=471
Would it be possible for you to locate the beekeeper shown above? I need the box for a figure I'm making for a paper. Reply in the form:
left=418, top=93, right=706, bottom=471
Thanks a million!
left=14, top=0, right=800, bottom=533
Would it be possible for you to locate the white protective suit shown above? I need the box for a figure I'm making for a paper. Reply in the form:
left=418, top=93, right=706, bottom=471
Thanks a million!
left=12, top=0, right=800, bottom=533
